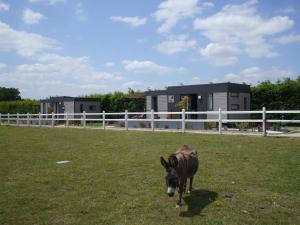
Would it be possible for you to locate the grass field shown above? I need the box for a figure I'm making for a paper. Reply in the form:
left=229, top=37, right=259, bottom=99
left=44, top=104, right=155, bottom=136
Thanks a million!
left=0, top=126, right=299, bottom=225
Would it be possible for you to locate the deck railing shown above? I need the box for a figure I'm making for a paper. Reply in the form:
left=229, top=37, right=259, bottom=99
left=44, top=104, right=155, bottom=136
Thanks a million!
left=0, top=107, right=299, bottom=136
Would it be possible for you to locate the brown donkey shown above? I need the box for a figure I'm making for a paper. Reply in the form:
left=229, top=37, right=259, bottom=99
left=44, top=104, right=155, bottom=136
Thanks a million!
left=160, top=145, right=199, bottom=207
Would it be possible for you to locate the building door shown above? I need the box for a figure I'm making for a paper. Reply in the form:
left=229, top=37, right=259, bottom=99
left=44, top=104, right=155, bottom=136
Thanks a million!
left=190, top=94, right=198, bottom=119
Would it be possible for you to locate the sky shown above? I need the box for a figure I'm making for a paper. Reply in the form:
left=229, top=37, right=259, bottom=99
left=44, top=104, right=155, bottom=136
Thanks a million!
left=0, top=0, right=300, bottom=99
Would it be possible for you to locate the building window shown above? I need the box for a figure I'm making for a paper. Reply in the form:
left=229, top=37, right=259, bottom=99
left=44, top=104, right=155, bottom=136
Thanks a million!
left=80, top=104, right=84, bottom=113
left=168, top=95, right=174, bottom=103
left=208, top=94, right=213, bottom=111
left=89, top=105, right=96, bottom=111
left=231, top=104, right=239, bottom=110
left=153, top=96, right=158, bottom=112
left=244, top=97, right=247, bottom=110
left=231, top=92, right=239, bottom=97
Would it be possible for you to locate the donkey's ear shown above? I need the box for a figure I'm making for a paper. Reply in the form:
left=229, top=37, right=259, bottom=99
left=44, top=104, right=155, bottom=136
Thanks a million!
left=168, top=155, right=178, bottom=168
left=160, top=156, right=169, bottom=169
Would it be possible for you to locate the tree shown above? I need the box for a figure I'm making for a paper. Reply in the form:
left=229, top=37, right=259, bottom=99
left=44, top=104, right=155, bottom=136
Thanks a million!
left=0, top=87, right=21, bottom=101
left=176, top=96, right=189, bottom=110
left=251, top=77, right=300, bottom=119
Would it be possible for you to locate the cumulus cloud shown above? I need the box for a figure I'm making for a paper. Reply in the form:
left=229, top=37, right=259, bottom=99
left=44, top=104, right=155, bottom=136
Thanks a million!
left=224, top=66, right=295, bottom=84
left=153, top=0, right=200, bottom=33
left=122, top=60, right=183, bottom=74
left=275, top=34, right=300, bottom=44
left=103, top=62, right=115, bottom=67
left=23, top=9, right=46, bottom=24
left=0, top=21, right=128, bottom=98
left=200, top=43, right=240, bottom=66
left=122, top=81, right=144, bottom=89
left=155, top=34, right=197, bottom=54
left=28, top=0, right=67, bottom=5
left=110, top=16, right=147, bottom=27
left=0, top=2, right=9, bottom=11
left=275, top=6, right=296, bottom=14
left=75, top=2, right=87, bottom=21
left=0, top=63, right=7, bottom=69
left=194, top=0, right=294, bottom=65
left=0, top=53, right=125, bottom=98
left=0, top=20, right=61, bottom=57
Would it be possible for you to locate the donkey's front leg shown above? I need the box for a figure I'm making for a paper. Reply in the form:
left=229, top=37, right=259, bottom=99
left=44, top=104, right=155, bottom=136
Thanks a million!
left=176, top=179, right=185, bottom=208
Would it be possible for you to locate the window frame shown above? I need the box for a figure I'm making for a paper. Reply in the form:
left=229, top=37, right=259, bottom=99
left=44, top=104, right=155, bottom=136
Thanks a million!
left=208, top=94, right=213, bottom=111
left=231, top=104, right=240, bottom=110
left=230, top=92, right=239, bottom=97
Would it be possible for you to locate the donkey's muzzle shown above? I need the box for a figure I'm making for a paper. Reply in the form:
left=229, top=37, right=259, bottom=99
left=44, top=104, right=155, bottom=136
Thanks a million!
left=168, top=192, right=174, bottom=197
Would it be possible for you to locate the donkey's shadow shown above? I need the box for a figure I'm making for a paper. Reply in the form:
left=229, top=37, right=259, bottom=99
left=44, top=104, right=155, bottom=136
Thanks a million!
left=179, top=189, right=218, bottom=217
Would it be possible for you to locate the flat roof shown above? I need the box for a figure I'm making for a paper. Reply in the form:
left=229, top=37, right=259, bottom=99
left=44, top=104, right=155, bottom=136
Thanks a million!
left=145, top=82, right=250, bottom=95
left=40, top=96, right=100, bottom=103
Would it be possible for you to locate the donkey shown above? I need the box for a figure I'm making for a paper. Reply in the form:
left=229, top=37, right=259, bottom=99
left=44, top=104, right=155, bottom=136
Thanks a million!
left=160, top=145, right=199, bottom=207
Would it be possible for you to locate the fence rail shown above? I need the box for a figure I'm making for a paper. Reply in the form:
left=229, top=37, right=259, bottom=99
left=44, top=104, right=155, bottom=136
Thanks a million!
left=0, top=107, right=299, bottom=136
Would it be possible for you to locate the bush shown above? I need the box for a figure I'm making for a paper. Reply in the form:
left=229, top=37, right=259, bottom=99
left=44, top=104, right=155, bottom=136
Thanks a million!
left=235, top=122, right=250, bottom=130
left=272, top=123, right=281, bottom=131
left=0, top=100, right=39, bottom=114
left=206, top=122, right=217, bottom=130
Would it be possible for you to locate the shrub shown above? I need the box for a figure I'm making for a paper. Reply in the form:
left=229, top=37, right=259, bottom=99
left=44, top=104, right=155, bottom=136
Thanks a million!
left=235, top=122, right=250, bottom=130
left=0, top=100, right=39, bottom=114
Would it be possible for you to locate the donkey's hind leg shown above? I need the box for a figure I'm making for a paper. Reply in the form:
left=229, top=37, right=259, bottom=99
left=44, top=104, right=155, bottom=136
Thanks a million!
left=188, top=176, right=194, bottom=194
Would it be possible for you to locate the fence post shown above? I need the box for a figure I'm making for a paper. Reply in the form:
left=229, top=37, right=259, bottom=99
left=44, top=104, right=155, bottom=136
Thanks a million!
left=151, top=109, right=154, bottom=132
left=51, top=112, right=54, bottom=128
left=38, top=112, right=41, bottom=127
left=27, top=112, right=30, bottom=126
left=83, top=111, right=86, bottom=128
left=66, top=112, right=69, bottom=128
left=182, top=109, right=186, bottom=133
left=17, top=113, right=19, bottom=126
left=218, top=108, right=222, bottom=135
left=102, top=110, right=106, bottom=130
left=125, top=110, right=128, bottom=131
left=262, top=107, right=266, bottom=136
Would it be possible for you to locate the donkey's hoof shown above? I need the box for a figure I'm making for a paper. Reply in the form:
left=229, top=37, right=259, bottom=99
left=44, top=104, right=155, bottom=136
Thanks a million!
left=176, top=204, right=181, bottom=208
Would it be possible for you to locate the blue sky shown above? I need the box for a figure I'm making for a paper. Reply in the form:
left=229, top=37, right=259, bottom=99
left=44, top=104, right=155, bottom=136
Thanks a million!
left=0, top=0, right=300, bottom=99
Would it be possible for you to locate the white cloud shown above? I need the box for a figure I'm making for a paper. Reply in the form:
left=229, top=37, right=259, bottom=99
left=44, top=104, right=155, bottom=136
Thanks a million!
left=122, top=60, right=183, bottom=74
left=110, top=16, right=147, bottom=27
left=153, top=0, right=200, bottom=33
left=192, top=76, right=200, bottom=81
left=276, top=34, right=300, bottom=44
left=155, top=34, right=197, bottom=54
left=202, top=2, right=214, bottom=9
left=0, top=21, right=126, bottom=98
left=75, top=2, right=87, bottom=21
left=276, top=6, right=296, bottom=14
left=0, top=54, right=125, bottom=98
left=224, top=66, right=295, bottom=84
left=23, top=9, right=46, bottom=24
left=136, top=38, right=147, bottom=44
left=200, top=43, right=240, bottom=66
left=0, top=20, right=61, bottom=57
left=122, top=81, right=143, bottom=89
left=194, top=0, right=294, bottom=63
left=103, top=62, right=115, bottom=67
left=28, top=0, right=67, bottom=5
left=0, top=63, right=7, bottom=69
left=0, top=2, right=9, bottom=11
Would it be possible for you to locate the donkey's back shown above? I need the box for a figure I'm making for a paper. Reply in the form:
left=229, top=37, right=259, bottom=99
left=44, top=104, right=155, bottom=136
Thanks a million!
left=175, top=145, right=198, bottom=178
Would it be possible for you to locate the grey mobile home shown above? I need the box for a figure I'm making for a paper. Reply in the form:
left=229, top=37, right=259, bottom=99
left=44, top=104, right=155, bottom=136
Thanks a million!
left=145, top=82, right=251, bottom=120
left=40, top=96, right=101, bottom=116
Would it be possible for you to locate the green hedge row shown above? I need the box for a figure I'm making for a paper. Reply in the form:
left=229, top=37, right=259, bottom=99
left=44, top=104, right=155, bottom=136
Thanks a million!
left=0, top=100, right=39, bottom=114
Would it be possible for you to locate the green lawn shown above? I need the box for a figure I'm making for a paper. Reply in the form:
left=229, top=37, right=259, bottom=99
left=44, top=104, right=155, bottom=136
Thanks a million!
left=0, top=126, right=299, bottom=225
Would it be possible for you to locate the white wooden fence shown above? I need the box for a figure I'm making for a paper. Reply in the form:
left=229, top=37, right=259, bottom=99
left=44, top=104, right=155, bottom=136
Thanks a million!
left=0, top=107, right=299, bottom=136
